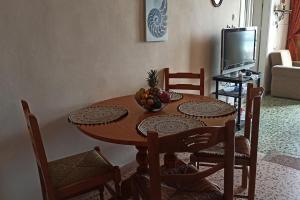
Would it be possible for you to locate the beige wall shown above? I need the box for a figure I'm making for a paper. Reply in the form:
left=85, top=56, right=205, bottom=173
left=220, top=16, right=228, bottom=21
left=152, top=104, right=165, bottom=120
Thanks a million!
left=0, top=0, right=240, bottom=199
left=264, top=0, right=290, bottom=92
left=254, top=0, right=290, bottom=92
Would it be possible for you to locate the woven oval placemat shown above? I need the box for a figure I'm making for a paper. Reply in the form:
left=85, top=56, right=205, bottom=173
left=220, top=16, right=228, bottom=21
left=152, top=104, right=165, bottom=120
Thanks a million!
left=137, top=114, right=206, bottom=137
left=68, top=105, right=128, bottom=125
left=178, top=100, right=236, bottom=118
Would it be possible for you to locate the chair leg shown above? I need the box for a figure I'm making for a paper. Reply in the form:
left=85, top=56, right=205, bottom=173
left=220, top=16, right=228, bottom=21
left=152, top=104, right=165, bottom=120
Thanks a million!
left=241, top=166, right=248, bottom=189
left=248, top=165, right=257, bottom=200
left=38, top=168, right=47, bottom=200
left=130, top=178, right=140, bottom=200
left=189, top=160, right=198, bottom=169
left=114, top=180, right=121, bottom=199
left=131, top=189, right=140, bottom=200
left=189, top=155, right=199, bottom=169
left=195, top=161, right=200, bottom=169
left=99, top=185, right=105, bottom=200
left=113, top=166, right=121, bottom=199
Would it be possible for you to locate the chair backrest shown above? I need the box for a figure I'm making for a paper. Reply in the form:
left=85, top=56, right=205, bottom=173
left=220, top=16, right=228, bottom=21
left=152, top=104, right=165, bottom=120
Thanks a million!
left=244, top=83, right=264, bottom=139
left=243, top=84, right=264, bottom=159
left=21, top=100, right=55, bottom=199
left=269, top=50, right=293, bottom=67
left=164, top=68, right=205, bottom=95
left=147, top=120, right=235, bottom=200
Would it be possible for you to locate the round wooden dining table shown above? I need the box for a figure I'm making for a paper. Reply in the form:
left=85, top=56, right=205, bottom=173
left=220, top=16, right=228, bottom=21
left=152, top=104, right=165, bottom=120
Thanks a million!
left=77, top=94, right=236, bottom=173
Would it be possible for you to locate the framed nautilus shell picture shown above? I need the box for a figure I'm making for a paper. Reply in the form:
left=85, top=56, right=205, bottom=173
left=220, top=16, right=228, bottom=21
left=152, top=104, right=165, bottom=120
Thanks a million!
left=145, top=0, right=168, bottom=42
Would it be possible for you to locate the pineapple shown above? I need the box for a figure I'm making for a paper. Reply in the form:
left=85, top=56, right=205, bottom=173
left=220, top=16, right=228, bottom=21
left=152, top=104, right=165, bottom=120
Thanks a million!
left=134, top=70, right=166, bottom=111
left=147, top=70, right=160, bottom=95
left=147, top=70, right=159, bottom=88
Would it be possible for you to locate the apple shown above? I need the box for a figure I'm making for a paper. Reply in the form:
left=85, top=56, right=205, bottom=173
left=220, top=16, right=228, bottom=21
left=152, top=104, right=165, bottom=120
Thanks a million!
left=159, top=91, right=171, bottom=103
left=152, top=96, right=162, bottom=109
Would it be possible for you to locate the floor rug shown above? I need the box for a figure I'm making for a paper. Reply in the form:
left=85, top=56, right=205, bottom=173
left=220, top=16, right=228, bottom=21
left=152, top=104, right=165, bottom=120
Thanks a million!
left=262, top=151, right=300, bottom=171
left=255, top=96, right=300, bottom=157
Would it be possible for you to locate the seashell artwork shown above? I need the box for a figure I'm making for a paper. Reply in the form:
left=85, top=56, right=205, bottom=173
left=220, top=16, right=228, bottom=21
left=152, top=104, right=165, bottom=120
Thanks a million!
left=146, top=0, right=168, bottom=42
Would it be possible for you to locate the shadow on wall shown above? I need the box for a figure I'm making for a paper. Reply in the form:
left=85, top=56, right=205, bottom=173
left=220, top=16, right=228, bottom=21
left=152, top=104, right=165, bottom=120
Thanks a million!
left=138, top=0, right=146, bottom=42
left=210, top=36, right=221, bottom=76
left=0, top=113, right=136, bottom=200
left=157, top=68, right=165, bottom=89
left=264, top=56, right=272, bottom=93
left=210, top=35, right=221, bottom=95
left=0, top=128, right=43, bottom=199
left=189, top=35, right=220, bottom=95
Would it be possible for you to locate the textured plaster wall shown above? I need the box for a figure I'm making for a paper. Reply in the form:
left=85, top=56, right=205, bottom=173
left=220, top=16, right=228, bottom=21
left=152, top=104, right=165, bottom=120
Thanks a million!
left=268, top=0, right=290, bottom=51
left=264, top=0, right=290, bottom=91
left=253, top=0, right=290, bottom=92
left=0, top=0, right=240, bottom=199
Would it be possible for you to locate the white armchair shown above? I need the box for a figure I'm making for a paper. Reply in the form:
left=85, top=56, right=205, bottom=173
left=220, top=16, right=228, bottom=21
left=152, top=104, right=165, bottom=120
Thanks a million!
left=269, top=50, right=300, bottom=100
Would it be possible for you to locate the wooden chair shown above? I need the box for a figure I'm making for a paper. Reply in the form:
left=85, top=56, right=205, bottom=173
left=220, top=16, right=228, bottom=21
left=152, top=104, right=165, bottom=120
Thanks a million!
left=164, top=67, right=205, bottom=95
left=190, top=83, right=264, bottom=200
left=131, top=120, right=236, bottom=200
left=21, top=100, right=121, bottom=200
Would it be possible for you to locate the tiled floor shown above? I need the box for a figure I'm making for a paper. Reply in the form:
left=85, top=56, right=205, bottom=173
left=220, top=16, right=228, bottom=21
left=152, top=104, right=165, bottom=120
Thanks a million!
left=209, top=153, right=300, bottom=200
left=72, top=153, right=300, bottom=200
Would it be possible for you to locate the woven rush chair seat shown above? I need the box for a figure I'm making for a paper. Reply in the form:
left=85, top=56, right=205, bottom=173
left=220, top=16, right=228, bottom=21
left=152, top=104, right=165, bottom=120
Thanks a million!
left=131, top=162, right=223, bottom=200
left=192, top=136, right=250, bottom=161
left=190, top=83, right=264, bottom=200
left=21, top=100, right=121, bottom=200
left=48, top=150, right=115, bottom=189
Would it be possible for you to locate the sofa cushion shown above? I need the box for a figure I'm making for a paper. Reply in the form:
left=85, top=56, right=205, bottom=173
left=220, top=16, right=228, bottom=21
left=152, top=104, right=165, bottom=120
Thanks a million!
left=293, top=61, right=300, bottom=67
left=270, top=50, right=293, bottom=67
left=280, top=50, right=293, bottom=67
left=272, top=66, right=300, bottom=78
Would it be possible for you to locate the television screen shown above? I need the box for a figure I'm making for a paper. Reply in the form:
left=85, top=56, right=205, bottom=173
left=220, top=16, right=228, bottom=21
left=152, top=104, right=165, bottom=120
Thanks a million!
left=221, top=27, right=256, bottom=74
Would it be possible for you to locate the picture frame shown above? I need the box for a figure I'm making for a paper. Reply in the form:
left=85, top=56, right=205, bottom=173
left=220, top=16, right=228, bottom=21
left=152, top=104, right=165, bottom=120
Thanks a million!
left=211, top=0, right=223, bottom=7
left=145, top=0, right=168, bottom=42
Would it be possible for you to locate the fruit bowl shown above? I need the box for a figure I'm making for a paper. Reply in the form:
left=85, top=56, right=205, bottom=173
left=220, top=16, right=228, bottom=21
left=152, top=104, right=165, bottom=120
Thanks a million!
left=139, top=102, right=166, bottom=112
left=135, top=69, right=171, bottom=112
left=135, top=88, right=171, bottom=112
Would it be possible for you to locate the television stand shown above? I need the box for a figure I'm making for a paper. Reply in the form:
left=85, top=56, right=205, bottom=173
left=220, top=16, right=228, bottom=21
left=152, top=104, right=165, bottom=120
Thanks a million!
left=213, top=73, right=261, bottom=130
left=227, top=71, right=239, bottom=78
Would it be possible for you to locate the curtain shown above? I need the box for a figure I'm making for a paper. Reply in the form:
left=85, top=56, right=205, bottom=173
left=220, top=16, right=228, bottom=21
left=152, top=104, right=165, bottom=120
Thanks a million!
left=287, top=0, right=300, bottom=60
left=240, top=0, right=254, bottom=27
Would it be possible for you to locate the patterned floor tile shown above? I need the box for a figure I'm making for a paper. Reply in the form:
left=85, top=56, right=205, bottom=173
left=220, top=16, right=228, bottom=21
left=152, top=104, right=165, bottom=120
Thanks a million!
left=71, top=153, right=300, bottom=200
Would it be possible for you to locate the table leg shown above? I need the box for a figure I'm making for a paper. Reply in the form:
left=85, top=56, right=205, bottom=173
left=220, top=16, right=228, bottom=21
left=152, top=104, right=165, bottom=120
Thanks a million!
left=120, top=146, right=148, bottom=199
left=136, top=147, right=178, bottom=171
left=121, top=149, right=177, bottom=199
left=215, top=81, right=219, bottom=99
left=136, top=146, right=148, bottom=174
left=164, top=153, right=177, bottom=169
left=237, top=82, right=242, bottom=130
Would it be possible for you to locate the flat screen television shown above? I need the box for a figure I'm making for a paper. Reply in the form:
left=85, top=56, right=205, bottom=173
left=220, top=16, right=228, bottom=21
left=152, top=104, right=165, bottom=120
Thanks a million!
left=221, top=27, right=257, bottom=75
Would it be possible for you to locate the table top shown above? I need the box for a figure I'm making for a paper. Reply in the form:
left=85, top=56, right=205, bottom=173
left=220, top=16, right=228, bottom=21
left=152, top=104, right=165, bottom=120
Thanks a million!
left=77, top=94, right=236, bottom=147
